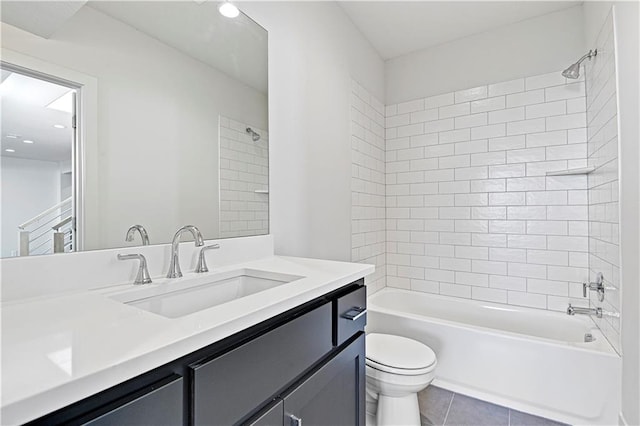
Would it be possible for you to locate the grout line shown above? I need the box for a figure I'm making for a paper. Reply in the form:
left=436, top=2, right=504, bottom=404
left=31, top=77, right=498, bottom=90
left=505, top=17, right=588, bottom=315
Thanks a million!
left=442, top=392, right=455, bottom=426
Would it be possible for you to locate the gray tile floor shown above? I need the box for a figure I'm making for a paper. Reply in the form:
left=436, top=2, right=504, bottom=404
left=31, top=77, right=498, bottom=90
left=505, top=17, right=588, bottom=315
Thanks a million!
left=418, top=386, right=568, bottom=426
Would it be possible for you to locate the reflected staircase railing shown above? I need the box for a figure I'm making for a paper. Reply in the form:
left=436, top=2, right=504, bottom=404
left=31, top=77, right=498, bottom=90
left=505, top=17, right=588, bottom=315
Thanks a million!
left=18, top=197, right=73, bottom=256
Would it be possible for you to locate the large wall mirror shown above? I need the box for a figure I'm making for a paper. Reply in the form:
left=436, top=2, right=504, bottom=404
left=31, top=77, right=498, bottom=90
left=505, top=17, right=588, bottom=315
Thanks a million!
left=0, top=1, right=268, bottom=258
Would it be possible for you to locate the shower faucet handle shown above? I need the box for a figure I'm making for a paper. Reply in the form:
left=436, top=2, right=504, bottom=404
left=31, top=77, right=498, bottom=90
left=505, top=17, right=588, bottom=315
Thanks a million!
left=583, top=272, right=605, bottom=301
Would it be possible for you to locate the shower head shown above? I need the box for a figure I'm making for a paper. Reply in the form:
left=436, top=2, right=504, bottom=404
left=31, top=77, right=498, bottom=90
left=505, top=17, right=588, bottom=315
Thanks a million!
left=562, top=49, right=597, bottom=79
left=246, top=127, right=260, bottom=142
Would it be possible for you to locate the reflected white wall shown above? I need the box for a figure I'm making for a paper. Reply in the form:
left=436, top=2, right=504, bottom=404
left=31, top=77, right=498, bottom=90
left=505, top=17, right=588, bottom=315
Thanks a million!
left=1, top=157, right=61, bottom=256
left=1, top=5, right=267, bottom=250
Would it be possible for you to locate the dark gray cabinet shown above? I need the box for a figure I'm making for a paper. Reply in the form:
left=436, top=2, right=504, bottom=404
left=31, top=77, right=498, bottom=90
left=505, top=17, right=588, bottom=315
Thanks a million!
left=283, top=334, right=365, bottom=426
left=27, top=280, right=365, bottom=426
left=335, top=285, right=367, bottom=346
left=83, top=376, right=183, bottom=426
left=247, top=401, right=283, bottom=426
left=244, top=335, right=366, bottom=426
left=191, top=303, right=333, bottom=425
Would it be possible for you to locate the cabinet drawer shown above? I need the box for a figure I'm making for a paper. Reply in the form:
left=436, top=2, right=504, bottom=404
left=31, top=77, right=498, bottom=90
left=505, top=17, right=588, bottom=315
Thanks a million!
left=335, top=285, right=367, bottom=346
left=191, top=303, right=332, bottom=425
left=83, top=375, right=183, bottom=426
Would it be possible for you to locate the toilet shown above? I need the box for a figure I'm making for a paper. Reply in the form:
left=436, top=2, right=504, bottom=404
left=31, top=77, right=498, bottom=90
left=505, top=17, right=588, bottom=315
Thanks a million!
left=365, top=333, right=437, bottom=426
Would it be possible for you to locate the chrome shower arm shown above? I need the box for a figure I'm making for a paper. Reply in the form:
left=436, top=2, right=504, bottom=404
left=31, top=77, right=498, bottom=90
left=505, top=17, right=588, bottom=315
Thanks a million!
left=576, top=49, right=597, bottom=65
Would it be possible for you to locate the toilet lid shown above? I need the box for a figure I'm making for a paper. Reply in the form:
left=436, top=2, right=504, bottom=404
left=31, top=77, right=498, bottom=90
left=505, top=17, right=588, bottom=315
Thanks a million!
left=366, top=333, right=437, bottom=373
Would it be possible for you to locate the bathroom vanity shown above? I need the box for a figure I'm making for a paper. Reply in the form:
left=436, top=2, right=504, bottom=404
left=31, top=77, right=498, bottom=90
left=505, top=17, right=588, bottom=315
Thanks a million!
left=30, top=282, right=366, bottom=425
left=1, top=251, right=372, bottom=425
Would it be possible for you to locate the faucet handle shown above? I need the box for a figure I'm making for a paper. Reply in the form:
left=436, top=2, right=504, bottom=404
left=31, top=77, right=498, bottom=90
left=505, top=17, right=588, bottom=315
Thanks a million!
left=583, top=272, right=605, bottom=301
left=196, top=244, right=220, bottom=273
left=118, top=253, right=152, bottom=284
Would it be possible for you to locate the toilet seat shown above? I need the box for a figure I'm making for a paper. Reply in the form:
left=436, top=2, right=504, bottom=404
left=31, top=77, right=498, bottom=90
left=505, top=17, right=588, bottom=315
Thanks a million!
left=366, top=333, right=437, bottom=376
left=366, top=358, right=436, bottom=376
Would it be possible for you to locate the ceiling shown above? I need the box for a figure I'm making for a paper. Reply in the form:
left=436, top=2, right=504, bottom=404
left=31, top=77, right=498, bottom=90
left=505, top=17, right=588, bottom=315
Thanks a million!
left=338, top=1, right=581, bottom=60
left=0, top=1, right=268, bottom=94
left=88, top=1, right=268, bottom=94
left=0, top=1, right=86, bottom=38
left=0, top=72, right=73, bottom=162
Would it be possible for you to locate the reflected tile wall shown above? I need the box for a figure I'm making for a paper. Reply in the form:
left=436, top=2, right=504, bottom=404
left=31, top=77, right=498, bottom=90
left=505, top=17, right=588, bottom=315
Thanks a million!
left=586, top=10, right=621, bottom=352
left=351, top=80, right=386, bottom=294
left=219, top=115, right=269, bottom=238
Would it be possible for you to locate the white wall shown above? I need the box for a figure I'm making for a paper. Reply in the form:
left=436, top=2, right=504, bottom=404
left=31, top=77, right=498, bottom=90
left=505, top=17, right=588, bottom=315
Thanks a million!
left=584, top=2, right=640, bottom=425
left=1, top=5, right=267, bottom=250
left=385, top=6, right=586, bottom=104
left=241, top=2, right=385, bottom=261
left=1, top=157, right=61, bottom=257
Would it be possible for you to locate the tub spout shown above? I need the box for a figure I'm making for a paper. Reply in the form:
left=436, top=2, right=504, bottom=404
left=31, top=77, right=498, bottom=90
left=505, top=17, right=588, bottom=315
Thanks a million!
left=565, top=303, right=620, bottom=319
left=567, top=303, right=602, bottom=318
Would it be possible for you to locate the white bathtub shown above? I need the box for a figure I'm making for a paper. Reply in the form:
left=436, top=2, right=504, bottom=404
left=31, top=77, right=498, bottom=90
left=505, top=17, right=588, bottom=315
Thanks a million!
left=366, top=288, right=620, bottom=426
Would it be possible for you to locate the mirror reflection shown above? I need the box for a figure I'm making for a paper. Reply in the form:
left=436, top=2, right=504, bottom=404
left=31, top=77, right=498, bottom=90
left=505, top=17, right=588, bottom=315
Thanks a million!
left=0, top=1, right=268, bottom=258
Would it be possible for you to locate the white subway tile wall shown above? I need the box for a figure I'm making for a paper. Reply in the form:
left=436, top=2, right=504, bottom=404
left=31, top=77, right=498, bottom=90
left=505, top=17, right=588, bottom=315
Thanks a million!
left=586, top=11, right=621, bottom=352
left=351, top=80, right=386, bottom=294
left=219, top=116, right=269, bottom=238
left=385, top=70, right=592, bottom=311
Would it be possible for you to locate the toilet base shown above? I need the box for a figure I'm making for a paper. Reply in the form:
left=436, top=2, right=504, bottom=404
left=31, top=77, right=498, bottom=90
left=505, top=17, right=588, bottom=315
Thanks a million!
left=375, top=393, right=421, bottom=426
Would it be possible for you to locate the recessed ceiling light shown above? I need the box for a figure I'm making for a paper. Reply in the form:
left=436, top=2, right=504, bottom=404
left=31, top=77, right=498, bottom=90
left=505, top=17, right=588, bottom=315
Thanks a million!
left=23, top=140, right=34, bottom=144
left=6, top=134, right=18, bottom=139
left=218, top=2, right=239, bottom=18
left=53, top=124, right=66, bottom=129
left=5, top=148, right=15, bottom=153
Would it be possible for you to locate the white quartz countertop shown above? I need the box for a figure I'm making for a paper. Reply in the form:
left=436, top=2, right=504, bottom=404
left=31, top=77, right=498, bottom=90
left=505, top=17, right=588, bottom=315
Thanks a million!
left=1, top=255, right=373, bottom=425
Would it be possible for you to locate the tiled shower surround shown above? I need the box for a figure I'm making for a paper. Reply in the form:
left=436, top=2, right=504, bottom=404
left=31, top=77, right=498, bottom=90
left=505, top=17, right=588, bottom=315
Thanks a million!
left=586, top=11, right=621, bottom=352
left=384, top=73, right=591, bottom=311
left=219, top=116, right=269, bottom=238
left=351, top=81, right=386, bottom=294
left=352, top=66, right=621, bottom=348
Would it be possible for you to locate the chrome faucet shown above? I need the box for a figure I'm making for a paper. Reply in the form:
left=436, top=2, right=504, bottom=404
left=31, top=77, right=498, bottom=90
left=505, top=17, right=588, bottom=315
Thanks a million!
left=118, top=253, right=152, bottom=284
left=167, top=225, right=204, bottom=278
left=567, top=303, right=603, bottom=318
left=196, top=244, right=220, bottom=273
left=126, top=225, right=150, bottom=245
left=567, top=303, right=619, bottom=319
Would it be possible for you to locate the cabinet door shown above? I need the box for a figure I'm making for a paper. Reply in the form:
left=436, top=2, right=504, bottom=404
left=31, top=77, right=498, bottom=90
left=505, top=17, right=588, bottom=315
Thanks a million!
left=283, top=334, right=365, bottom=426
left=191, top=303, right=332, bottom=425
left=82, top=375, right=183, bottom=426
left=246, top=400, right=283, bottom=426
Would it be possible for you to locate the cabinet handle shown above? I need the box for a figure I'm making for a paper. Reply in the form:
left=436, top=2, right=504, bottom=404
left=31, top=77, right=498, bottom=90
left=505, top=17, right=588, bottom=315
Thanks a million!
left=341, top=306, right=366, bottom=321
left=288, top=413, right=303, bottom=426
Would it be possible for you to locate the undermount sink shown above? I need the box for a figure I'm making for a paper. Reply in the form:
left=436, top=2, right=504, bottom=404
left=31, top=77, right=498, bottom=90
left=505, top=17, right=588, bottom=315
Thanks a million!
left=110, top=269, right=304, bottom=318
